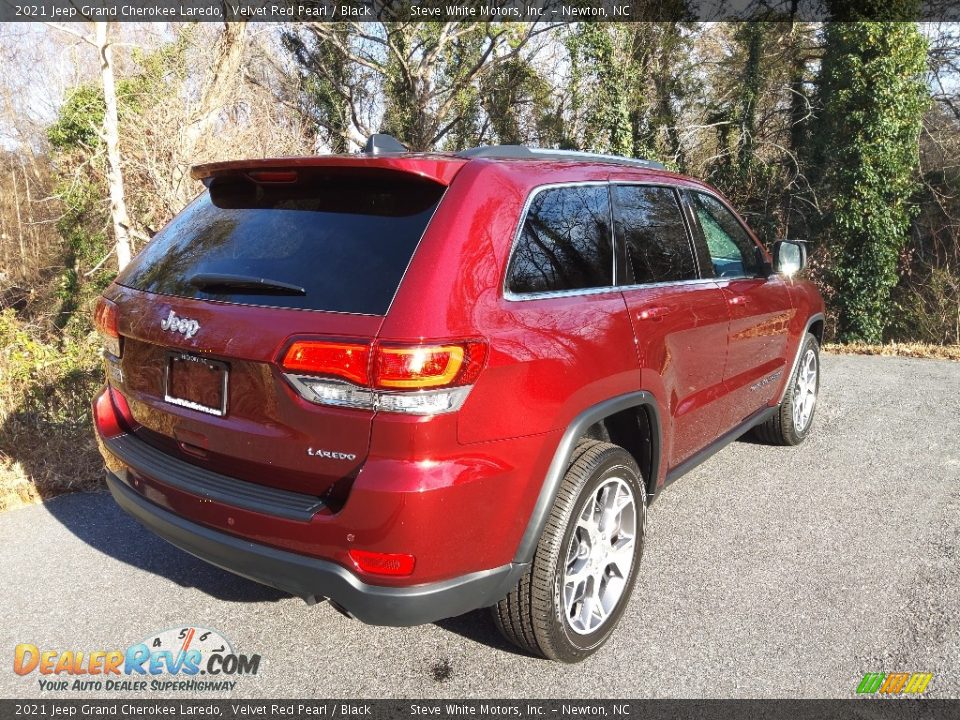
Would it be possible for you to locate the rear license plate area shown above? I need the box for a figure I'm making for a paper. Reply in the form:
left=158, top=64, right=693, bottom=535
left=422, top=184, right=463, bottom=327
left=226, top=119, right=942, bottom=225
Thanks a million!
left=164, top=352, right=228, bottom=416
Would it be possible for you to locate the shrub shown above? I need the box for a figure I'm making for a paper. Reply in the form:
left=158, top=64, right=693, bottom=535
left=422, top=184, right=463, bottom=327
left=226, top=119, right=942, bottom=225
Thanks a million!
left=0, top=310, right=104, bottom=510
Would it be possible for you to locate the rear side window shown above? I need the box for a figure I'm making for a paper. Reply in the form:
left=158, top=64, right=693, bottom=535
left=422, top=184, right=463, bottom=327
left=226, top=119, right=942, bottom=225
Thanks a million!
left=507, top=185, right=613, bottom=295
left=613, top=185, right=697, bottom=284
left=116, top=171, right=445, bottom=315
left=690, top=191, right=761, bottom=278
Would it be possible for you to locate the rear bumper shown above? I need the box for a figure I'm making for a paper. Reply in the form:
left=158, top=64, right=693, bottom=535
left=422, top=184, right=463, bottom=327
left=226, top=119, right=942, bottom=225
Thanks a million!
left=106, top=471, right=526, bottom=626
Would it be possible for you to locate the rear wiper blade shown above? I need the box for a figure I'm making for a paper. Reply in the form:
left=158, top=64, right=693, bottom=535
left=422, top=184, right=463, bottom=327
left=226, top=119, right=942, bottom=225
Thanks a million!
left=188, top=273, right=306, bottom=296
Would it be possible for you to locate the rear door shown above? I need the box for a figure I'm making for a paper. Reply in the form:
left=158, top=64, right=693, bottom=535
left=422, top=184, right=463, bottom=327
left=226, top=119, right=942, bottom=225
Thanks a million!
left=613, top=183, right=731, bottom=468
left=107, top=168, right=446, bottom=497
left=684, top=190, right=794, bottom=428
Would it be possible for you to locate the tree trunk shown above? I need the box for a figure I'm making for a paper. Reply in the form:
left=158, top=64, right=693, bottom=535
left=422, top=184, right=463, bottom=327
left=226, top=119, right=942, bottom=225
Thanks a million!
left=173, top=21, right=248, bottom=204
left=96, top=21, right=132, bottom=271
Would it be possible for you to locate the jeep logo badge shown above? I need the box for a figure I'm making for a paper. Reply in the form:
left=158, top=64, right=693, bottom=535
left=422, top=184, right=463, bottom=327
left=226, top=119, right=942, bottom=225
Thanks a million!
left=160, top=310, right=200, bottom=339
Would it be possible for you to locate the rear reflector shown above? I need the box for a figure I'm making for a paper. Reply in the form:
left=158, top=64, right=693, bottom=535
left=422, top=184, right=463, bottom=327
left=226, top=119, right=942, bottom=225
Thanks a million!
left=348, top=549, right=415, bottom=577
left=93, top=386, right=137, bottom=438
left=94, top=296, right=121, bottom=358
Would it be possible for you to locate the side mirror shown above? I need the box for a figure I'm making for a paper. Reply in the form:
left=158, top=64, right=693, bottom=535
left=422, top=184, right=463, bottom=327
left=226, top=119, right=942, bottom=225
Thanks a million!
left=773, top=240, right=806, bottom=277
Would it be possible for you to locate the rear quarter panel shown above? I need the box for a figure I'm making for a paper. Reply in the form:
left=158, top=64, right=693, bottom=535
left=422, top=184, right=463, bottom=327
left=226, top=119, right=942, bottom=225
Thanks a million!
left=383, top=161, right=644, bottom=445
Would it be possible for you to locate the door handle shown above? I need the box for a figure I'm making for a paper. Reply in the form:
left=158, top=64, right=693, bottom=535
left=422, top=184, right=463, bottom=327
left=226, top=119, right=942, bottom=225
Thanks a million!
left=637, top=306, right=667, bottom=322
left=728, top=295, right=749, bottom=307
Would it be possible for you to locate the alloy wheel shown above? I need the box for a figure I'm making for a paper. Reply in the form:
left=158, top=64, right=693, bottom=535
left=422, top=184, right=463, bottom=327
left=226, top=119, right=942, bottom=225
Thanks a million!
left=562, top=477, right=637, bottom=635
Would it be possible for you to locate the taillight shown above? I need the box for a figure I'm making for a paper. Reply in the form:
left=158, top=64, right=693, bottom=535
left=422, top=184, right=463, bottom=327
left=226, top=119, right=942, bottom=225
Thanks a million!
left=375, top=341, right=486, bottom=389
left=348, top=549, right=415, bottom=577
left=281, top=341, right=370, bottom=385
left=279, top=339, right=487, bottom=415
left=94, top=296, right=121, bottom=358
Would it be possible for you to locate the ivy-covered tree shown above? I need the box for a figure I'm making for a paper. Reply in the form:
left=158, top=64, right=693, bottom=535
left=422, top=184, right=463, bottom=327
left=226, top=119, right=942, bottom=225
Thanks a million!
left=567, top=25, right=634, bottom=157
left=814, top=15, right=928, bottom=342
left=480, top=57, right=559, bottom=147
left=283, top=25, right=354, bottom=153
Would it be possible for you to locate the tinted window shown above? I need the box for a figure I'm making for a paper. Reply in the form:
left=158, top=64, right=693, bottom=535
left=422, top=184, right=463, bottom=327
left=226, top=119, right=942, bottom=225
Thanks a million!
left=614, top=185, right=697, bottom=284
left=507, top=185, right=613, bottom=295
left=691, top=192, right=760, bottom=278
left=116, top=172, right=445, bottom=315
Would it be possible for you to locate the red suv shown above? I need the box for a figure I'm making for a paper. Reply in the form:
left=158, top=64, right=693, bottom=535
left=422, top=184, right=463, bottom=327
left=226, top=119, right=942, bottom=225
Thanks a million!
left=93, top=137, right=824, bottom=662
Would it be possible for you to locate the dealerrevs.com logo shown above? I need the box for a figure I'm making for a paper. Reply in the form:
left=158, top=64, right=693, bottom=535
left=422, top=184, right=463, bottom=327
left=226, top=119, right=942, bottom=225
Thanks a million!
left=13, top=627, right=260, bottom=693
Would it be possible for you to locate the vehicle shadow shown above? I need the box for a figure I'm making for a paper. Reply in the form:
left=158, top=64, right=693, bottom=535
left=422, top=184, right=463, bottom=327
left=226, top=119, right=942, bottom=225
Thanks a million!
left=434, top=610, right=532, bottom=657
left=40, top=490, right=286, bottom=603
left=43, top=491, right=534, bottom=653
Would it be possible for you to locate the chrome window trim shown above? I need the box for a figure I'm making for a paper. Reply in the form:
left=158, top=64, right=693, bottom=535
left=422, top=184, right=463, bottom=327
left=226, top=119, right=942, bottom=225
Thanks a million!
left=504, top=179, right=731, bottom=302
left=502, top=181, right=617, bottom=303
left=617, top=277, right=720, bottom=293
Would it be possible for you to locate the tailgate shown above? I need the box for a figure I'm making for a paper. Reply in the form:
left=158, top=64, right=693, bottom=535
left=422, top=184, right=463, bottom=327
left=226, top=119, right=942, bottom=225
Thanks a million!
left=109, top=285, right=380, bottom=498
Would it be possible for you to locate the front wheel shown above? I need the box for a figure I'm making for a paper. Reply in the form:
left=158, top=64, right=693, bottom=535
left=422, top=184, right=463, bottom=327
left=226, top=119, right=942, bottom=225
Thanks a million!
left=491, top=440, right=646, bottom=662
left=753, top=332, right=820, bottom=446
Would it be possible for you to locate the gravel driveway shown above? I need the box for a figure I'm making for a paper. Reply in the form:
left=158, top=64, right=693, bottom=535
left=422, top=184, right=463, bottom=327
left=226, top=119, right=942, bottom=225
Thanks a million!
left=1, top=353, right=958, bottom=699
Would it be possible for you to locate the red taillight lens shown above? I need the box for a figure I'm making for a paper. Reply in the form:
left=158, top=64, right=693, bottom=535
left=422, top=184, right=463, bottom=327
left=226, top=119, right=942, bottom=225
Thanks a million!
left=93, top=388, right=123, bottom=438
left=348, top=549, right=415, bottom=577
left=374, top=341, right=486, bottom=389
left=93, top=386, right=136, bottom=438
left=281, top=341, right=371, bottom=386
left=94, top=296, right=121, bottom=357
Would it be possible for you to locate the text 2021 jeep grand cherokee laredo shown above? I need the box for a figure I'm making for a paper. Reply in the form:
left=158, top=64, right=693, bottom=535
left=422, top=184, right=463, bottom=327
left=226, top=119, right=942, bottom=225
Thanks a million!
left=93, top=137, right=825, bottom=662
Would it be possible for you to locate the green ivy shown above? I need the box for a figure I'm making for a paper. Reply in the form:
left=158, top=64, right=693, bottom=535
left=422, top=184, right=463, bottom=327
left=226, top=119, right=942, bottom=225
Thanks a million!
left=815, top=19, right=928, bottom=343
left=47, top=85, right=104, bottom=151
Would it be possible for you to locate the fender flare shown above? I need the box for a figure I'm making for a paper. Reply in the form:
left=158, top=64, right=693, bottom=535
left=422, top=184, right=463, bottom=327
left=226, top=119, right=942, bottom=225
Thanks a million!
left=512, top=391, right=661, bottom=564
left=775, top=312, right=825, bottom=405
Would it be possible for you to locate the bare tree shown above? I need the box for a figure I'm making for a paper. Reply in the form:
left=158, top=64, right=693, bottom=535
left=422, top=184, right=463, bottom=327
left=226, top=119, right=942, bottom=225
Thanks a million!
left=47, top=20, right=133, bottom=270
left=95, top=22, right=132, bottom=270
left=294, top=22, right=555, bottom=151
left=171, top=21, right=250, bottom=203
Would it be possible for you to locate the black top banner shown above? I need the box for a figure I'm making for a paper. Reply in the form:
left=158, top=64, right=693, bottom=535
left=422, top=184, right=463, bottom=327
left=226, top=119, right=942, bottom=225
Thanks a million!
left=1, top=0, right=958, bottom=22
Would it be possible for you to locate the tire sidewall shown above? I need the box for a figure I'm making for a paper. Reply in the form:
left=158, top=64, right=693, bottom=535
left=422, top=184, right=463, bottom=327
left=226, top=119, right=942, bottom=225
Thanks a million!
left=547, top=453, right=646, bottom=659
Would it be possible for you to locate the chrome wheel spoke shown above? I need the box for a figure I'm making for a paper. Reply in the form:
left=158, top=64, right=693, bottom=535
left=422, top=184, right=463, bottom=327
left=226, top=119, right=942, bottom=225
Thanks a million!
left=607, top=537, right=635, bottom=578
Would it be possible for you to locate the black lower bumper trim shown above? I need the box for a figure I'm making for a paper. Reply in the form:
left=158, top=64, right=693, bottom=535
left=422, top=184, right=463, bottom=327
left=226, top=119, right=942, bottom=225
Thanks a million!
left=102, top=432, right=325, bottom=521
left=106, top=472, right=526, bottom=626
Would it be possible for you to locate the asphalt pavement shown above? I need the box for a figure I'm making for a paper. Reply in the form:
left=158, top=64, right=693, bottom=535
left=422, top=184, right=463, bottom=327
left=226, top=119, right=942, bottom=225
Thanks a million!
left=1, top=353, right=958, bottom=699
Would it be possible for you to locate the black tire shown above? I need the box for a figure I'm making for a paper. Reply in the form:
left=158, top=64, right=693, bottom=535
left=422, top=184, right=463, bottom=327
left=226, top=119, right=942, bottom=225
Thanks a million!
left=753, top=332, right=820, bottom=446
left=491, top=440, right=647, bottom=662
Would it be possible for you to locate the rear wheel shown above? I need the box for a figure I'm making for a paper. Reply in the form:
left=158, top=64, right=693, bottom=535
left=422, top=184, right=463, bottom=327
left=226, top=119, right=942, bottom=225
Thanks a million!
left=753, top=332, right=820, bottom=446
left=492, top=440, right=646, bottom=662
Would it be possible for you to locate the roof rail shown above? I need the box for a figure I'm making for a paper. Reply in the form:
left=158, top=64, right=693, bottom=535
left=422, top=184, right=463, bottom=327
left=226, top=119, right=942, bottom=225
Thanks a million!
left=456, top=145, right=666, bottom=170
left=361, top=133, right=408, bottom=155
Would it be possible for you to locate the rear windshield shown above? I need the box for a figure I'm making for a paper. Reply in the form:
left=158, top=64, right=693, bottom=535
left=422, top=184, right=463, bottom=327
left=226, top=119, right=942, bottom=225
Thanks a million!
left=116, top=170, right=445, bottom=315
